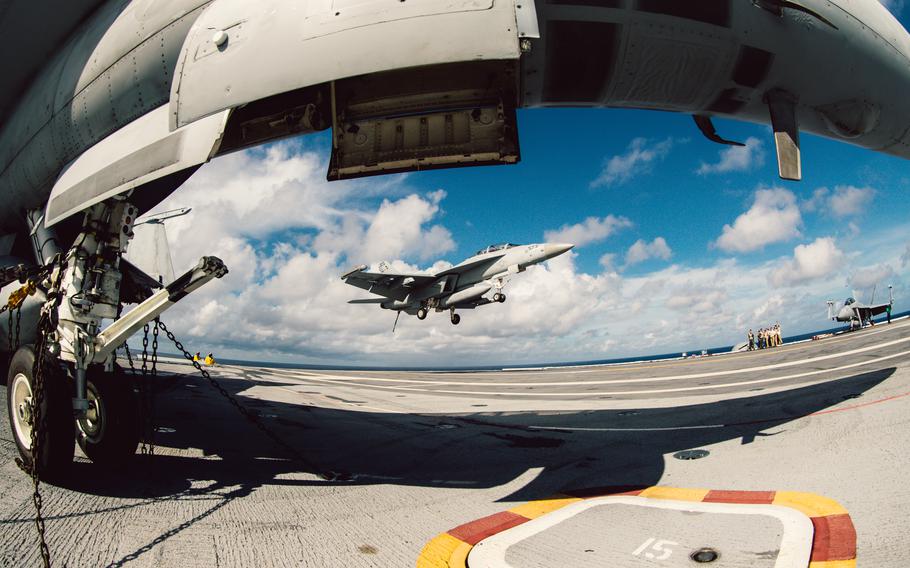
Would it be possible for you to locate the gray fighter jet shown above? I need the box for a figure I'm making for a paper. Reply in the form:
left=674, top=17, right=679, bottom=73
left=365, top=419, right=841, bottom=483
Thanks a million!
left=342, top=243, right=573, bottom=326
left=827, top=286, right=894, bottom=329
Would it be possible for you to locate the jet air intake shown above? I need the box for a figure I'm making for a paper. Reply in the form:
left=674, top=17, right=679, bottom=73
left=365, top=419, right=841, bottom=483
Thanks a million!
left=442, top=282, right=492, bottom=308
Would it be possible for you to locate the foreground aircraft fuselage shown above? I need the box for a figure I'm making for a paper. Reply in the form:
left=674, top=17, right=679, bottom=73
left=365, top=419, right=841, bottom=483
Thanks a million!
left=342, top=243, right=573, bottom=325
left=1, top=0, right=910, bottom=476
left=2, top=0, right=910, bottom=242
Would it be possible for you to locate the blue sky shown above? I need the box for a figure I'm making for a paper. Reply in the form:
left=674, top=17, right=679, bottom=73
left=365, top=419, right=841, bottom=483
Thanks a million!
left=138, top=2, right=910, bottom=366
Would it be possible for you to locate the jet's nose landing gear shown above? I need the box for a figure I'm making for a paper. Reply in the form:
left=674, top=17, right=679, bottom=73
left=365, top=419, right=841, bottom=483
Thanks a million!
left=493, top=293, right=506, bottom=303
left=75, top=367, right=140, bottom=465
left=450, top=309, right=461, bottom=325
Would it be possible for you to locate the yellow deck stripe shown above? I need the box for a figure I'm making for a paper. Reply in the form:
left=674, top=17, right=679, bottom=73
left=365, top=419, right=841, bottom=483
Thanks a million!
left=508, top=495, right=583, bottom=519
left=639, top=486, right=710, bottom=502
left=773, top=491, right=849, bottom=517
left=417, top=533, right=468, bottom=568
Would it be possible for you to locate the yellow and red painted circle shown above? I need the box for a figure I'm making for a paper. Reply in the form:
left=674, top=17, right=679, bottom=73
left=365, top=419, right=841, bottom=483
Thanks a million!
left=417, top=486, right=856, bottom=568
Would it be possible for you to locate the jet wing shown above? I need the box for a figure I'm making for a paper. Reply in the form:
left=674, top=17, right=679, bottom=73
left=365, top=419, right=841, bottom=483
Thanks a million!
left=854, top=303, right=891, bottom=319
left=436, top=254, right=505, bottom=277
left=341, top=267, right=437, bottom=301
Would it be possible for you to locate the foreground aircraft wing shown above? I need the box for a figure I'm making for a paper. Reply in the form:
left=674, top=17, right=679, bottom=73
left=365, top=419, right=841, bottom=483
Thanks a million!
left=341, top=266, right=437, bottom=301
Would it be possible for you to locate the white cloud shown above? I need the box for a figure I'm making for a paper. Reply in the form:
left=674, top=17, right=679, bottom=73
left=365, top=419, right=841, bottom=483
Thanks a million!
left=544, top=215, right=632, bottom=247
left=714, top=188, right=802, bottom=253
left=590, top=137, right=675, bottom=188
left=801, top=185, right=875, bottom=218
left=848, top=263, right=895, bottom=290
left=800, top=187, right=829, bottom=213
left=696, top=137, right=764, bottom=175
left=625, top=237, right=673, bottom=266
left=828, top=186, right=875, bottom=218
left=134, top=144, right=910, bottom=367
left=599, top=253, right=618, bottom=272
left=768, top=237, right=845, bottom=288
left=902, top=242, right=910, bottom=268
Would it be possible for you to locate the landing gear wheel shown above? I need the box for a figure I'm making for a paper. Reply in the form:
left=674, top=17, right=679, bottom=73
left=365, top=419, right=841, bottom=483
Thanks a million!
left=450, top=313, right=461, bottom=325
left=495, top=293, right=506, bottom=303
left=6, top=345, right=75, bottom=478
left=417, top=308, right=428, bottom=320
left=76, top=367, right=140, bottom=465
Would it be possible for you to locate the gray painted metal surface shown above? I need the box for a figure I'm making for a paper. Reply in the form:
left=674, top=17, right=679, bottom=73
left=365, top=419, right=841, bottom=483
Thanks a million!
left=3, top=0, right=910, bottom=236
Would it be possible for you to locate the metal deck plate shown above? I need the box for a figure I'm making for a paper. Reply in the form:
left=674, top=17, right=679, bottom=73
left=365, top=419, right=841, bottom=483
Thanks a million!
left=467, top=496, right=814, bottom=568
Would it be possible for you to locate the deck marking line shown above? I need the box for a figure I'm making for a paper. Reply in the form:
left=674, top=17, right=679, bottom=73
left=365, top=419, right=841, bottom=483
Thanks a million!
left=292, top=335, right=910, bottom=388
left=294, top=348, right=910, bottom=397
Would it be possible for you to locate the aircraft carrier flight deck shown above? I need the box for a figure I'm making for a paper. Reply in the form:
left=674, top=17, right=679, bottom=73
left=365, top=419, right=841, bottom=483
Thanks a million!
left=2, top=320, right=910, bottom=567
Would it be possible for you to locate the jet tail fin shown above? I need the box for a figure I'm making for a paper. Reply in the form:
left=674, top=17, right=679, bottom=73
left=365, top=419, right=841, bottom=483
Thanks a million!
left=826, top=300, right=837, bottom=320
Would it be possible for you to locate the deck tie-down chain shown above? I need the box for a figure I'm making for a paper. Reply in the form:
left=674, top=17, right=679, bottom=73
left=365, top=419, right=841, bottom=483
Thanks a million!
left=15, top=260, right=64, bottom=568
left=154, top=319, right=344, bottom=480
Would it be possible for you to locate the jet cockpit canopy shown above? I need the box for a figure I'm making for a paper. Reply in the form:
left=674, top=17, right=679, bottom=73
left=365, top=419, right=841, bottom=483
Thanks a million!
left=845, top=297, right=856, bottom=305
left=476, top=243, right=519, bottom=255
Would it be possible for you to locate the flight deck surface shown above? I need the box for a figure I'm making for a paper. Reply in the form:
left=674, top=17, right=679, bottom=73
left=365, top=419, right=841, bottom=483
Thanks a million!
left=2, top=321, right=909, bottom=566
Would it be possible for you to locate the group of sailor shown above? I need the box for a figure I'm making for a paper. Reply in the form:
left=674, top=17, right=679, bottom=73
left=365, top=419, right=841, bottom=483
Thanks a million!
left=747, top=324, right=782, bottom=351
left=193, top=352, right=216, bottom=366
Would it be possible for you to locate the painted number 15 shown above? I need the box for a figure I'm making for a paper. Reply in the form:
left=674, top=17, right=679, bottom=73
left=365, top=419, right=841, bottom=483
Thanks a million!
left=632, top=537, right=679, bottom=561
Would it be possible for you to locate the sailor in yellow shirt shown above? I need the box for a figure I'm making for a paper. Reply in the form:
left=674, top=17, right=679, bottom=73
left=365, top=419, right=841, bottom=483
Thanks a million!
left=204, top=353, right=215, bottom=366
left=193, top=352, right=201, bottom=362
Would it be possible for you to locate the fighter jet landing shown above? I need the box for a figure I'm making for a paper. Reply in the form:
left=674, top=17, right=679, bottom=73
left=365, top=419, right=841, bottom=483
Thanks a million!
left=342, top=243, right=573, bottom=327
left=1, top=318, right=908, bottom=566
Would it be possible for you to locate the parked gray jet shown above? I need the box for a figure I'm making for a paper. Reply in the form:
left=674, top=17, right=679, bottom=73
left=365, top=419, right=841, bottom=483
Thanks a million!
left=342, top=243, right=573, bottom=326
left=827, top=286, right=894, bottom=329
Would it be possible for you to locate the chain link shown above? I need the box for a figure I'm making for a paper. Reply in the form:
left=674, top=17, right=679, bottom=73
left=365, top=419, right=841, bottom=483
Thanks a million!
left=23, top=260, right=64, bottom=567
left=154, top=319, right=334, bottom=479
left=136, top=323, right=157, bottom=456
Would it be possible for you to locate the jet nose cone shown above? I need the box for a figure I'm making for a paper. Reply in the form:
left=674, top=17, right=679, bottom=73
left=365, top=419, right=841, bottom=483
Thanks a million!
left=543, top=243, right=574, bottom=258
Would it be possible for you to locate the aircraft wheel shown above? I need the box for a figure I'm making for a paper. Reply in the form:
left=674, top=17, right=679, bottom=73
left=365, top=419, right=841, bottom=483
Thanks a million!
left=417, top=308, right=427, bottom=320
left=497, top=294, right=506, bottom=303
left=451, top=313, right=461, bottom=325
left=6, top=345, right=75, bottom=478
left=76, top=367, right=140, bottom=465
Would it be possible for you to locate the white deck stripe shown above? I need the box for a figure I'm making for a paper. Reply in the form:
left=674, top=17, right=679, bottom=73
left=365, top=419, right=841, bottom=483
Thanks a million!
left=288, top=335, right=910, bottom=388
left=292, top=348, right=910, bottom=397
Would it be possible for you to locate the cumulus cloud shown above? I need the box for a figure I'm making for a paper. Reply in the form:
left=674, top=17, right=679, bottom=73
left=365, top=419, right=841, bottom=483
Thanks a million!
left=768, top=237, right=845, bottom=287
left=544, top=215, right=632, bottom=247
left=828, top=186, right=875, bottom=218
left=590, top=137, right=675, bottom=188
left=848, top=263, right=895, bottom=290
left=625, top=237, right=672, bottom=266
left=714, top=188, right=802, bottom=253
left=696, top=137, right=764, bottom=175
left=801, top=186, right=875, bottom=218
left=133, top=143, right=909, bottom=366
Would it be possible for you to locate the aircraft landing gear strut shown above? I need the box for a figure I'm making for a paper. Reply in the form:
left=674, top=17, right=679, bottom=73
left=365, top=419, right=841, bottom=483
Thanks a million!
left=450, top=309, right=461, bottom=325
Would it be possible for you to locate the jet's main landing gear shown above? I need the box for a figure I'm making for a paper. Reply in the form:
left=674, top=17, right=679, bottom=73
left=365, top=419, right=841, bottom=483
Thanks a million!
left=450, top=310, right=461, bottom=325
left=417, top=307, right=428, bottom=320
left=6, top=345, right=75, bottom=478
left=493, top=293, right=506, bottom=303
